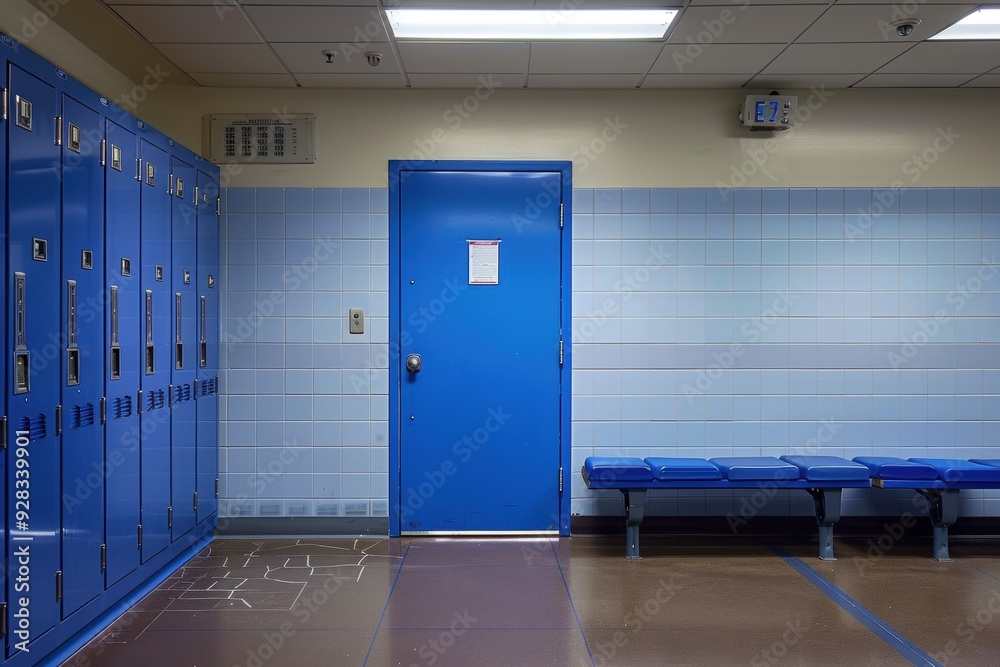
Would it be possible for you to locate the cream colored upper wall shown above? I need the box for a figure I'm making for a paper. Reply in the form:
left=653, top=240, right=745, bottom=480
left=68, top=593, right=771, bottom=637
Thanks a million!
left=0, top=0, right=135, bottom=100
left=142, top=84, right=1000, bottom=189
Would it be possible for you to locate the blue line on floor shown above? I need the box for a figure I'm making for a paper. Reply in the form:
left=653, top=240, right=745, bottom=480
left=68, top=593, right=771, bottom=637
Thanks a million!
left=769, top=544, right=941, bottom=667
left=363, top=542, right=411, bottom=666
left=551, top=540, right=597, bottom=667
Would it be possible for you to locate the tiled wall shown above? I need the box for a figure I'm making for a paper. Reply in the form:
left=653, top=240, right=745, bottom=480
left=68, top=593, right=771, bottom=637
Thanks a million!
left=220, top=186, right=1000, bottom=521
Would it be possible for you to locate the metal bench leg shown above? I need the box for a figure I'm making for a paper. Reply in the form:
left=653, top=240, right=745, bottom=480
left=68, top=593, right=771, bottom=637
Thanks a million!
left=623, top=489, right=646, bottom=560
left=918, top=489, right=959, bottom=562
left=808, top=488, right=842, bottom=561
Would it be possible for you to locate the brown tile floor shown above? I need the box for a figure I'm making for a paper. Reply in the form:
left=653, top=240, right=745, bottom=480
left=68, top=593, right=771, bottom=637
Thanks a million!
left=62, top=536, right=1000, bottom=666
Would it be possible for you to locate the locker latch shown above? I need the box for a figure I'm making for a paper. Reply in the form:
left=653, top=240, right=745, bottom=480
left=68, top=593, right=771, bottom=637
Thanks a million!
left=14, top=94, right=31, bottom=130
left=200, top=296, right=208, bottom=367
left=110, top=285, right=121, bottom=380
left=145, top=290, right=155, bottom=375
left=175, top=293, right=184, bottom=370
left=14, top=272, right=29, bottom=394
left=67, top=280, right=80, bottom=386
left=101, top=544, right=107, bottom=572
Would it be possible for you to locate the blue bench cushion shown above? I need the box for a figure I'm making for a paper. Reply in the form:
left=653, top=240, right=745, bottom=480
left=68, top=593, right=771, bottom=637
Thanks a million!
left=970, top=459, right=1000, bottom=469
left=909, top=458, right=1000, bottom=484
left=780, top=456, right=870, bottom=482
left=584, top=457, right=652, bottom=483
left=644, top=457, right=723, bottom=481
left=852, top=456, right=938, bottom=481
left=708, top=457, right=799, bottom=481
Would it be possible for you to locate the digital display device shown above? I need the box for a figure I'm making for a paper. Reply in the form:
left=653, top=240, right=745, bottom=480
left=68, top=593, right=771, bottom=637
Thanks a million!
left=741, top=95, right=797, bottom=131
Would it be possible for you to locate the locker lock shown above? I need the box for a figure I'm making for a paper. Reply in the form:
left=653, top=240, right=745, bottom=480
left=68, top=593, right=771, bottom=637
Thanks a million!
left=405, top=354, right=422, bottom=373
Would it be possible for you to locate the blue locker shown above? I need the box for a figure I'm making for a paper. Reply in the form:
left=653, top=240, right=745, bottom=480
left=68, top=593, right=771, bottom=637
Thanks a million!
left=138, top=137, right=172, bottom=562
left=1, top=49, right=7, bottom=654
left=169, top=154, right=197, bottom=540
left=5, top=62, right=62, bottom=658
left=104, top=119, right=141, bottom=587
left=196, top=169, right=220, bottom=524
left=58, top=93, right=106, bottom=618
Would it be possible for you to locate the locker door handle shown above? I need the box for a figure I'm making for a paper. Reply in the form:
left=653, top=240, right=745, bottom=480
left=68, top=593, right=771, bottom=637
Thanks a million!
left=200, top=295, right=207, bottom=367
left=145, top=290, right=154, bottom=375
left=175, top=292, right=183, bottom=370
left=110, top=285, right=121, bottom=380
left=14, top=272, right=29, bottom=394
left=406, top=354, right=422, bottom=373
left=67, top=280, right=80, bottom=386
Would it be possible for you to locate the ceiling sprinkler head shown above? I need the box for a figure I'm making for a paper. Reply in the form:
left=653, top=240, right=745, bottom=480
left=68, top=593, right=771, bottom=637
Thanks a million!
left=365, top=52, right=382, bottom=67
left=322, top=50, right=336, bottom=64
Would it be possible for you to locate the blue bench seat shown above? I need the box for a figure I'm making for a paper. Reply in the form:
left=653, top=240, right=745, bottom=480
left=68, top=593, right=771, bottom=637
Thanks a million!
left=583, top=455, right=870, bottom=560
left=854, top=456, right=1000, bottom=561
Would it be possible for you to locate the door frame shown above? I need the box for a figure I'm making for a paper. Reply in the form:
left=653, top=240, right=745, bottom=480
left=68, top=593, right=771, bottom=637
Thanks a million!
left=388, top=160, right=573, bottom=537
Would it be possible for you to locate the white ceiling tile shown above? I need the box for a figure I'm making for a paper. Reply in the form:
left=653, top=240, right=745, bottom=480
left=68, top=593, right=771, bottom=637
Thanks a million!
left=272, top=42, right=399, bottom=74
left=157, top=44, right=285, bottom=74
left=761, top=43, right=911, bottom=74
left=876, top=42, right=1000, bottom=74
left=110, top=6, right=262, bottom=43
left=397, top=42, right=530, bottom=74
left=962, top=74, right=1000, bottom=87
left=528, top=42, right=663, bottom=74
left=110, top=0, right=234, bottom=5
left=747, top=74, right=867, bottom=89
left=652, top=44, right=786, bottom=74
left=245, top=6, right=388, bottom=42
left=294, top=72, right=406, bottom=88
left=853, top=73, right=980, bottom=87
left=641, top=74, right=752, bottom=88
left=406, top=73, right=525, bottom=88
left=190, top=72, right=297, bottom=88
left=796, top=5, right=976, bottom=43
left=667, top=6, right=829, bottom=44
left=527, top=73, right=643, bottom=88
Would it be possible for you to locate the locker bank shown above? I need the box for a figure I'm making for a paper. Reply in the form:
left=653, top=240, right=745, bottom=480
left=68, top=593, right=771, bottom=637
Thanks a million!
left=3, top=2, right=1000, bottom=666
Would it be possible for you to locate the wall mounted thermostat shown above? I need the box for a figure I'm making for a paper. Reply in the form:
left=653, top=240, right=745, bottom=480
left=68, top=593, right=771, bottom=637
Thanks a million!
left=740, top=95, right=797, bottom=131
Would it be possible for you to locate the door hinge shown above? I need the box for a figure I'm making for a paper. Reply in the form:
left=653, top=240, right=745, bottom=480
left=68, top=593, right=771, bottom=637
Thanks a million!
left=136, top=158, right=142, bottom=182
left=100, top=138, right=107, bottom=166
left=559, top=203, right=564, bottom=229
left=168, top=172, right=174, bottom=196
left=56, top=571, right=63, bottom=601
left=100, top=396, right=107, bottom=424
left=137, top=524, right=143, bottom=550
left=559, top=339, right=564, bottom=365
left=168, top=506, right=173, bottom=529
left=0, top=416, right=7, bottom=451
left=101, top=544, right=107, bottom=572
left=194, top=185, right=199, bottom=207
left=55, top=115, right=63, bottom=146
left=137, top=389, right=144, bottom=414
left=0, top=602, right=6, bottom=637
left=2, top=88, right=7, bottom=122
left=55, top=404, right=63, bottom=435
left=215, top=477, right=220, bottom=498
left=193, top=491, right=198, bottom=512
left=559, top=467, right=564, bottom=493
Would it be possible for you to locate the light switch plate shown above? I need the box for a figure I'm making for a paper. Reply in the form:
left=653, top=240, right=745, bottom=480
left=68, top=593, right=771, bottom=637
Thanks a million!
left=349, top=308, right=364, bottom=334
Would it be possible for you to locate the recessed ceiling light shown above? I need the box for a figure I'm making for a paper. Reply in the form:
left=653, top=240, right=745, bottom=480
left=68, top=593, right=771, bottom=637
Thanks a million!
left=385, top=8, right=679, bottom=40
left=930, top=8, right=1000, bottom=40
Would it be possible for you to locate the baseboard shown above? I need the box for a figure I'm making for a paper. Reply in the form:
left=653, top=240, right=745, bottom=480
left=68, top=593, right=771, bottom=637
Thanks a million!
left=215, top=516, right=389, bottom=536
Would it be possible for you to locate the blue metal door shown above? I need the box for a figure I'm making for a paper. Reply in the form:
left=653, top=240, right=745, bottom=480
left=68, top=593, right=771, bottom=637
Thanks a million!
left=5, top=62, right=62, bottom=657
left=396, top=168, right=565, bottom=533
left=104, top=119, right=141, bottom=587
left=169, top=155, right=198, bottom=540
left=195, top=170, right=220, bottom=524
left=59, top=93, right=105, bottom=618
left=1, top=53, right=7, bottom=648
left=139, top=137, right=171, bottom=562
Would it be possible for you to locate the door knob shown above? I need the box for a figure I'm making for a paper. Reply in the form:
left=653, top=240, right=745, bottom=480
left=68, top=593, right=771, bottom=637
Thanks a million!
left=406, top=354, right=422, bottom=373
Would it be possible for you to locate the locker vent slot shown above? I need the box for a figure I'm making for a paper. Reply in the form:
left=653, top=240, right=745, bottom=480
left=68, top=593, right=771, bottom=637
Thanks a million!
left=174, top=383, right=192, bottom=404
left=18, top=414, right=47, bottom=441
left=147, top=389, right=166, bottom=411
left=72, top=403, right=96, bottom=430
left=201, top=378, right=218, bottom=397
left=113, top=396, right=134, bottom=420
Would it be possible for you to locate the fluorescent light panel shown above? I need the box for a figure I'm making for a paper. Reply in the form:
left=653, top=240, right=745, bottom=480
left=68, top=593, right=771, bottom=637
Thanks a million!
left=930, top=7, right=1000, bottom=40
left=386, top=8, right=678, bottom=40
